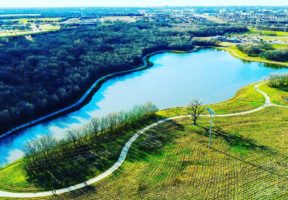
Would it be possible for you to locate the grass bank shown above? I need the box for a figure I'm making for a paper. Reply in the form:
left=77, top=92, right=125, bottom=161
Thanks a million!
left=248, top=28, right=288, bottom=37
left=56, top=106, right=288, bottom=200
left=259, top=84, right=288, bottom=106
left=218, top=44, right=288, bottom=68
left=0, top=104, right=159, bottom=192
left=1, top=82, right=287, bottom=196
left=158, top=83, right=264, bottom=118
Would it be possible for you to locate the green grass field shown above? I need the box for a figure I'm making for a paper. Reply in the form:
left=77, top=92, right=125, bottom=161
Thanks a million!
left=218, top=44, right=288, bottom=68
left=0, top=162, right=39, bottom=193
left=272, top=44, right=288, bottom=50
left=17, top=18, right=62, bottom=23
left=260, top=36, right=288, bottom=43
left=0, top=83, right=287, bottom=200
left=0, top=116, right=159, bottom=193
left=259, top=84, right=288, bottom=106
left=248, top=28, right=288, bottom=37
left=55, top=106, right=288, bottom=200
left=0, top=25, right=60, bottom=38
left=0, top=18, right=60, bottom=38
left=158, top=83, right=264, bottom=117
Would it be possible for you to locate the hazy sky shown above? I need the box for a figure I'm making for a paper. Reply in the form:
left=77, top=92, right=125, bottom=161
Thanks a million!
left=0, top=0, right=287, bottom=8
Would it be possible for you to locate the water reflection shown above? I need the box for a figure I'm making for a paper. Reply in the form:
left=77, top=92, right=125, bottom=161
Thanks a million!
left=1, top=49, right=288, bottom=166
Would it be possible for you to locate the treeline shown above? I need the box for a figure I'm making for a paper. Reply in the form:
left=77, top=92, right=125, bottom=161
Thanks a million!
left=189, top=25, right=247, bottom=37
left=191, top=38, right=218, bottom=47
left=24, top=103, right=158, bottom=188
left=0, top=20, right=247, bottom=134
left=236, top=42, right=273, bottom=57
left=268, top=74, right=288, bottom=91
left=261, top=50, right=288, bottom=62
left=237, top=43, right=288, bottom=62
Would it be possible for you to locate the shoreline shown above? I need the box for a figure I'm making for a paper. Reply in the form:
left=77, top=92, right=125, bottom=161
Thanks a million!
left=0, top=48, right=198, bottom=140
left=1, top=83, right=287, bottom=197
left=218, top=45, right=288, bottom=68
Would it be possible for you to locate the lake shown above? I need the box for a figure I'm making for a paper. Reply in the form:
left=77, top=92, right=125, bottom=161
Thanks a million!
left=1, top=49, right=288, bottom=166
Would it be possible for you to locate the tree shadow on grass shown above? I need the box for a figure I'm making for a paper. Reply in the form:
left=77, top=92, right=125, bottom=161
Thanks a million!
left=24, top=116, right=183, bottom=191
left=127, top=120, right=185, bottom=162
left=24, top=125, right=144, bottom=190
left=50, top=185, right=96, bottom=200
left=196, top=125, right=273, bottom=154
left=25, top=144, right=118, bottom=190
left=195, top=125, right=288, bottom=178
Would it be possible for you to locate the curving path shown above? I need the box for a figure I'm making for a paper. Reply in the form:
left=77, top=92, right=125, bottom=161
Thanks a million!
left=211, top=83, right=272, bottom=117
left=0, top=83, right=287, bottom=198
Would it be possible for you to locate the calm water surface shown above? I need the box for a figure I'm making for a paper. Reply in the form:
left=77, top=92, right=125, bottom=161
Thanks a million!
left=1, top=49, right=288, bottom=166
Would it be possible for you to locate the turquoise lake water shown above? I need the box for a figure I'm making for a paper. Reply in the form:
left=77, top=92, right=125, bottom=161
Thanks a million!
left=1, top=49, right=288, bottom=166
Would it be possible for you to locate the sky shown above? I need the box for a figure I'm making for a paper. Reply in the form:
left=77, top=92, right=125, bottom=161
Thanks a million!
left=0, top=0, right=288, bottom=8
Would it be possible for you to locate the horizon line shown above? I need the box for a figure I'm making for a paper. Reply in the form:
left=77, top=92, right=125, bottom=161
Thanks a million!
left=1, top=5, right=288, bottom=9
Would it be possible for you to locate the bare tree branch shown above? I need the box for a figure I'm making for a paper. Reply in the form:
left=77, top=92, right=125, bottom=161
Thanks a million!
left=187, top=98, right=205, bottom=125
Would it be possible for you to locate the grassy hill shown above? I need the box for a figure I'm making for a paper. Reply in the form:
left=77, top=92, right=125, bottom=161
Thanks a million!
left=55, top=106, right=288, bottom=200
left=0, top=83, right=287, bottom=200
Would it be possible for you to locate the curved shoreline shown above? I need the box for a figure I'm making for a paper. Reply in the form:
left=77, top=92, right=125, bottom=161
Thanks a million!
left=218, top=46, right=288, bottom=68
left=0, top=83, right=287, bottom=198
left=2, top=44, right=287, bottom=141
left=0, top=48, right=197, bottom=140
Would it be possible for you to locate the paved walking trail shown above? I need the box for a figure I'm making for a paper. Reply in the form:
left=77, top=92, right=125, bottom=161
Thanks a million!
left=0, top=83, right=287, bottom=198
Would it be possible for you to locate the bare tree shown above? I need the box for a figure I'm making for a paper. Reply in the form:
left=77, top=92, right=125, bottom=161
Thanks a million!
left=187, top=99, right=205, bottom=126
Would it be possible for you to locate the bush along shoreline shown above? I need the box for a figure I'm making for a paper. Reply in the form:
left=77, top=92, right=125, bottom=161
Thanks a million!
left=23, top=103, right=158, bottom=189
left=236, top=43, right=288, bottom=62
left=268, top=74, right=288, bottom=91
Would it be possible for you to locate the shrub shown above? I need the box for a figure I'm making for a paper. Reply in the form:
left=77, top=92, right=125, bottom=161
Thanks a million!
left=24, top=103, right=158, bottom=170
left=268, top=74, right=288, bottom=90
left=237, top=42, right=273, bottom=57
left=260, top=50, right=288, bottom=62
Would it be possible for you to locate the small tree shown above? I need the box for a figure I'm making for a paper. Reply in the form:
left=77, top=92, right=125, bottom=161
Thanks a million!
left=187, top=99, right=205, bottom=126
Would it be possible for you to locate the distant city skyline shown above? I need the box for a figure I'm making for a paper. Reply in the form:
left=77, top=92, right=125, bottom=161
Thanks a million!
left=0, top=0, right=288, bottom=8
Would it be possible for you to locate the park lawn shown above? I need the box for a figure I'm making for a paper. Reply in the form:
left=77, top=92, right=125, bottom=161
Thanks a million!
left=217, top=45, right=288, bottom=67
left=0, top=161, right=42, bottom=192
left=272, top=43, right=288, bottom=50
left=157, top=83, right=265, bottom=118
left=0, top=85, right=288, bottom=199
left=260, top=36, right=288, bottom=43
left=0, top=137, right=134, bottom=192
left=0, top=24, right=60, bottom=38
left=0, top=84, right=287, bottom=199
left=259, top=84, right=288, bottom=106
left=55, top=106, right=288, bottom=200
left=39, top=24, right=60, bottom=31
left=10, top=18, right=62, bottom=24
left=0, top=135, right=133, bottom=192
left=209, top=84, right=264, bottom=114
left=0, top=117, right=159, bottom=192
left=248, top=28, right=288, bottom=37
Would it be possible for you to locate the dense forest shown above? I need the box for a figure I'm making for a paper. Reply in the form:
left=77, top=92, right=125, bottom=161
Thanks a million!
left=0, top=20, right=247, bottom=134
